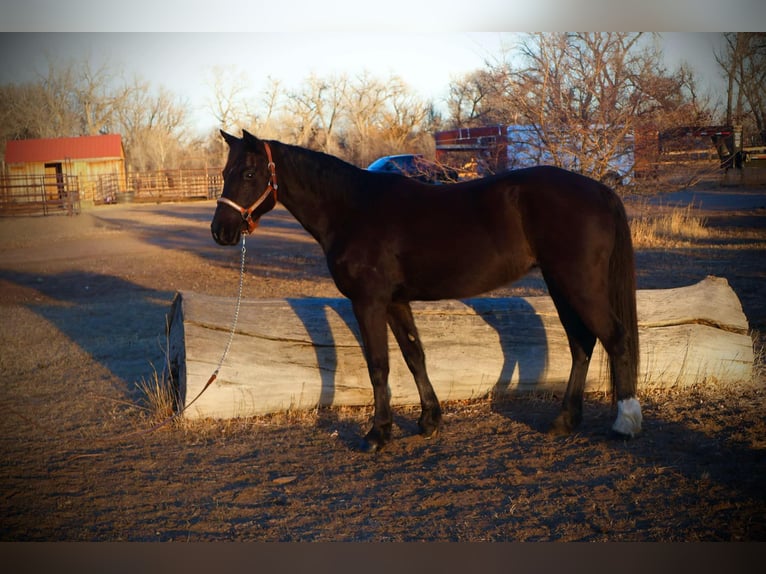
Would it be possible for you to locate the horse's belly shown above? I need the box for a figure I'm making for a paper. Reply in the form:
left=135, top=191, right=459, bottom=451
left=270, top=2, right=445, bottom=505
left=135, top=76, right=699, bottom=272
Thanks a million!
left=403, top=252, right=533, bottom=301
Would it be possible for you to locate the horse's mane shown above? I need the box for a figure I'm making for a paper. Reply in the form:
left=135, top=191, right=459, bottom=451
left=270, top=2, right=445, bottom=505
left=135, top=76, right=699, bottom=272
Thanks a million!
left=274, top=141, right=368, bottom=204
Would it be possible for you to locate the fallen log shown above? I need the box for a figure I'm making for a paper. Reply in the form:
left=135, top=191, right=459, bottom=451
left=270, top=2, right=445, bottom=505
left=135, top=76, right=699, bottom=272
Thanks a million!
left=166, top=276, right=754, bottom=419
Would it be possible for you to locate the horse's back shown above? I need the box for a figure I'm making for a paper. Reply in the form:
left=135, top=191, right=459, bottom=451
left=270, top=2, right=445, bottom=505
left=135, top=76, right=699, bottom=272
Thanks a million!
left=507, top=165, right=623, bottom=237
left=504, top=165, right=618, bottom=207
left=505, top=166, right=630, bottom=298
left=341, top=165, right=625, bottom=300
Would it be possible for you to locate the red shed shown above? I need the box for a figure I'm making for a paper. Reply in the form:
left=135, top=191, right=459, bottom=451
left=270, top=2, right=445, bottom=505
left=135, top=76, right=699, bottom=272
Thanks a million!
left=4, top=134, right=127, bottom=203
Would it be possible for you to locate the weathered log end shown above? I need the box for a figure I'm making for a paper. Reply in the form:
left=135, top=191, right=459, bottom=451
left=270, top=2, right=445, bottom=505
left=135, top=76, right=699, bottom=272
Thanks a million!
left=166, top=276, right=755, bottom=419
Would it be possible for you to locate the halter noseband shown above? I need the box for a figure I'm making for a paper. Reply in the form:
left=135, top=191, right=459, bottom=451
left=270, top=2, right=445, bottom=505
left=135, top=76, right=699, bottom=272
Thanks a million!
left=217, top=141, right=279, bottom=234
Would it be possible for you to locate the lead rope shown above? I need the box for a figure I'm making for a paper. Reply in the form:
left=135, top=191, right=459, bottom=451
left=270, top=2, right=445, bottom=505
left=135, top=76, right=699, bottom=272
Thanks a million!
left=183, top=232, right=247, bottom=412
left=217, top=232, right=248, bottom=374
left=91, top=233, right=248, bottom=446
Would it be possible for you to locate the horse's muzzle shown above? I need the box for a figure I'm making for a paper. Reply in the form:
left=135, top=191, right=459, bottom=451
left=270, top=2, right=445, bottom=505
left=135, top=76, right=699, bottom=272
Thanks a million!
left=210, top=221, right=241, bottom=246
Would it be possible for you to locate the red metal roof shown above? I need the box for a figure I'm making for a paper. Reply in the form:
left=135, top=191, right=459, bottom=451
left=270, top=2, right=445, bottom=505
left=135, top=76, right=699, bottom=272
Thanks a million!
left=4, top=134, right=124, bottom=164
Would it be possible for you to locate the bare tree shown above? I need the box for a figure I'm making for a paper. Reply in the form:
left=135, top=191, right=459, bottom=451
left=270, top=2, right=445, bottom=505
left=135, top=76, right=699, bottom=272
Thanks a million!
left=284, top=73, right=347, bottom=154
left=118, top=79, right=191, bottom=170
left=0, top=82, right=54, bottom=141
left=198, top=68, right=435, bottom=167
left=1, top=57, right=189, bottom=166
left=255, top=77, right=285, bottom=140
left=73, top=59, right=134, bottom=136
left=445, top=69, right=500, bottom=127
left=341, top=71, right=391, bottom=164
left=510, top=33, right=658, bottom=181
left=204, top=64, right=256, bottom=163
left=21, top=57, right=136, bottom=137
left=716, top=33, right=766, bottom=145
left=446, top=33, right=712, bottom=188
left=1, top=59, right=84, bottom=139
left=341, top=72, right=433, bottom=165
left=205, top=65, right=253, bottom=133
left=379, top=76, right=431, bottom=151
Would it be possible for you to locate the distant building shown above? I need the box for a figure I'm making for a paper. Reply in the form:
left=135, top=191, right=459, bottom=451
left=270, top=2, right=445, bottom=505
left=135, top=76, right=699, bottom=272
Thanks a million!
left=434, top=124, right=635, bottom=186
left=3, top=134, right=127, bottom=204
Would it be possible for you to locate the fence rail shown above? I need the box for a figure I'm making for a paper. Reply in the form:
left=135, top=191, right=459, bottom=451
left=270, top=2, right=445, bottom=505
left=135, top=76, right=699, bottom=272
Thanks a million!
left=89, top=168, right=222, bottom=204
left=124, top=168, right=222, bottom=203
left=0, top=168, right=224, bottom=216
left=0, top=174, right=81, bottom=216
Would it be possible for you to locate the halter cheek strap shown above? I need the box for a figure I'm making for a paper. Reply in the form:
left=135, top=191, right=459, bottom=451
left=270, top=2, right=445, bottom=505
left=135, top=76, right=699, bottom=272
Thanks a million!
left=217, top=141, right=279, bottom=234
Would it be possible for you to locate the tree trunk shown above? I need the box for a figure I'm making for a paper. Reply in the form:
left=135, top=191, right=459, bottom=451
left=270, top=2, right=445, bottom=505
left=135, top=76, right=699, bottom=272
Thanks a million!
left=167, top=276, right=754, bottom=420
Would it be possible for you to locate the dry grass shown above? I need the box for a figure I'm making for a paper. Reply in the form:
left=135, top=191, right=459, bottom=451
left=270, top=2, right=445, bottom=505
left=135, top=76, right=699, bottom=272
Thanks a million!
left=752, top=333, right=766, bottom=383
left=630, top=204, right=714, bottom=248
left=133, top=315, right=185, bottom=426
left=135, top=364, right=179, bottom=424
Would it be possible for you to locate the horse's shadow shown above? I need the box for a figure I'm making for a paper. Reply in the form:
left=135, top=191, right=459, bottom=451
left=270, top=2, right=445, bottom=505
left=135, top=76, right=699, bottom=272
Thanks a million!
left=286, top=298, right=359, bottom=405
left=461, top=297, right=549, bottom=404
left=287, top=295, right=550, bottom=439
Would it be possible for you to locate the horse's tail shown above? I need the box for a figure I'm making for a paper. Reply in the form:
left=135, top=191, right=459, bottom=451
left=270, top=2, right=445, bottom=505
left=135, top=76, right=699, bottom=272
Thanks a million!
left=608, top=194, right=639, bottom=398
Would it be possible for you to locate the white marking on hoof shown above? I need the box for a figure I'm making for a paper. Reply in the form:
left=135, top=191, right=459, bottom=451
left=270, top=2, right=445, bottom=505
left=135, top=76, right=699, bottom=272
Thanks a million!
left=612, top=397, right=642, bottom=437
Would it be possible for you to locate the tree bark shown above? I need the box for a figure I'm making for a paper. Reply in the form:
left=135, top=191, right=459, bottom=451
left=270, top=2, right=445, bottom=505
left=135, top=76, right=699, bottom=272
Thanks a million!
left=167, top=276, right=754, bottom=419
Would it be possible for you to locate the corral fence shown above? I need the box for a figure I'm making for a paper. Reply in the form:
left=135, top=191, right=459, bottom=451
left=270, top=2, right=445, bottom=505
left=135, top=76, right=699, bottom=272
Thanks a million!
left=0, top=167, right=224, bottom=216
left=115, top=168, right=223, bottom=205
left=0, top=173, right=81, bottom=217
left=92, top=168, right=223, bottom=205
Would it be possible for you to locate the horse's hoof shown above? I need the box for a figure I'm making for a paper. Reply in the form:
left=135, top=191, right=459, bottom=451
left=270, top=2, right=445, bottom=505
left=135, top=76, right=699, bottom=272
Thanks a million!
left=609, top=426, right=641, bottom=441
left=547, top=422, right=572, bottom=437
left=418, top=411, right=441, bottom=440
left=612, top=398, right=642, bottom=438
left=547, top=413, right=578, bottom=437
left=421, top=427, right=439, bottom=440
left=360, top=438, right=381, bottom=453
left=360, top=428, right=389, bottom=453
left=548, top=411, right=581, bottom=437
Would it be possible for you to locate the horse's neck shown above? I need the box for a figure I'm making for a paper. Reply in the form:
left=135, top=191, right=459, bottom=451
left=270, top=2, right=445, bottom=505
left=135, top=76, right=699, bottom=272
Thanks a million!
left=274, top=143, right=355, bottom=250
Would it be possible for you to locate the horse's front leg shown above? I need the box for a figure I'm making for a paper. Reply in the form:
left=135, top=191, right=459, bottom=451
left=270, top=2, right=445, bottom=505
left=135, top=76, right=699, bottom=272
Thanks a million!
left=352, top=299, right=392, bottom=453
left=387, top=301, right=441, bottom=439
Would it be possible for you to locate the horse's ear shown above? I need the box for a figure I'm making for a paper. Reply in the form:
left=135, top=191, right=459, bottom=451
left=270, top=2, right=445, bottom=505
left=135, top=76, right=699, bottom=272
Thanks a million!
left=220, top=130, right=239, bottom=146
left=242, top=130, right=260, bottom=147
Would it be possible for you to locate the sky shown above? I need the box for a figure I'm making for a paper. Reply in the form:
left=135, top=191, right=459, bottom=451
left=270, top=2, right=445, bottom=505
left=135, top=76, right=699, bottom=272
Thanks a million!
left=0, top=32, right=733, bottom=135
left=1, top=1, right=763, bottom=135
left=0, top=32, right=510, bottom=132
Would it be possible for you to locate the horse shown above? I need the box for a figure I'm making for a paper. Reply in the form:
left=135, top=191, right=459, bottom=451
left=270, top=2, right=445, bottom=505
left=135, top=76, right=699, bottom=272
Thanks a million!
left=211, top=130, right=642, bottom=452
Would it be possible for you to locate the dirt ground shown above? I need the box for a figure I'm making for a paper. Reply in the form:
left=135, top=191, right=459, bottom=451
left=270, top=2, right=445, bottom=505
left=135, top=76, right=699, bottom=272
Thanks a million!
left=0, top=189, right=765, bottom=542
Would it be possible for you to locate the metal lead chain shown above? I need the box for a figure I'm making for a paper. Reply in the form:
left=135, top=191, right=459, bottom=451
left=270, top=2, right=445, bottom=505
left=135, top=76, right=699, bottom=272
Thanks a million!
left=214, top=233, right=247, bottom=377
left=102, top=233, right=249, bottom=441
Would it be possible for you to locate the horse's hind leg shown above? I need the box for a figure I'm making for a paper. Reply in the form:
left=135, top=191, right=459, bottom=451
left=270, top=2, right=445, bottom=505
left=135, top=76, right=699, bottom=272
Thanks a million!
left=546, top=282, right=597, bottom=435
left=606, top=333, right=642, bottom=437
left=545, top=273, right=642, bottom=437
left=387, top=302, right=442, bottom=439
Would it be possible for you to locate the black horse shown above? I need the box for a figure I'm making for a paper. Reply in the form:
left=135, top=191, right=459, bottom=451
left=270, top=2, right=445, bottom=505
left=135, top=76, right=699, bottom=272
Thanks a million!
left=211, top=130, right=642, bottom=452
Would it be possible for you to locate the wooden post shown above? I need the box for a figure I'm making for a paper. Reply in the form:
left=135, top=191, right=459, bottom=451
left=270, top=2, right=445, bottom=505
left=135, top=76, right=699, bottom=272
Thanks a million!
left=166, top=276, right=754, bottom=419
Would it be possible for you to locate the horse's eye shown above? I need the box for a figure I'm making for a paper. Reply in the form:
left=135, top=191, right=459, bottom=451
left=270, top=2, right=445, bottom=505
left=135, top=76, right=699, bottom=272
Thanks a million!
left=243, top=170, right=256, bottom=180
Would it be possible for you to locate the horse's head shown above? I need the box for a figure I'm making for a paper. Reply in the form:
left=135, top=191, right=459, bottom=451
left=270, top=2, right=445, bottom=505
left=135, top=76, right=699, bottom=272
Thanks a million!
left=211, top=130, right=279, bottom=245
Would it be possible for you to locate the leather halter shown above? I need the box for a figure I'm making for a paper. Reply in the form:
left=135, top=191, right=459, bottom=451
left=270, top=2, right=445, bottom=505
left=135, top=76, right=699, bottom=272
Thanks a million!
left=217, top=141, right=278, bottom=234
